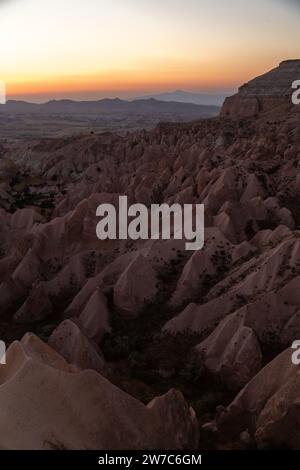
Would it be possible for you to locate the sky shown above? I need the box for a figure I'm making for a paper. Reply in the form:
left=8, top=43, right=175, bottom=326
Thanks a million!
left=0, top=0, right=299, bottom=101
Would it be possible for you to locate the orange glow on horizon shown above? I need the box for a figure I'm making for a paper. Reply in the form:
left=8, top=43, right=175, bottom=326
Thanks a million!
left=1, top=0, right=299, bottom=101
left=5, top=56, right=278, bottom=100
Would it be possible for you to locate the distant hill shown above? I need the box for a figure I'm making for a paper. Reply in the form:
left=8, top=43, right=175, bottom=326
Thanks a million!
left=132, top=90, right=231, bottom=107
left=0, top=97, right=220, bottom=118
left=0, top=97, right=220, bottom=138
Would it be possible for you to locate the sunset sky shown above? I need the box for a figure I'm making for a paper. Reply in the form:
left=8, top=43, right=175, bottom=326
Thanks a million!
left=0, top=0, right=299, bottom=101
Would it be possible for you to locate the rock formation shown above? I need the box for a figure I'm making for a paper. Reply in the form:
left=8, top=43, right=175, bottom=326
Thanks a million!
left=0, top=61, right=300, bottom=449
left=0, top=334, right=198, bottom=450
left=221, top=60, right=300, bottom=117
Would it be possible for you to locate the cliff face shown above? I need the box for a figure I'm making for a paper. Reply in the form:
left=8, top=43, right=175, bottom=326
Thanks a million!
left=221, top=60, right=300, bottom=118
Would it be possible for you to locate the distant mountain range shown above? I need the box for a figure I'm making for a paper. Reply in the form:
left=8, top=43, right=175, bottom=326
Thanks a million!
left=132, top=90, right=232, bottom=106
left=0, top=98, right=220, bottom=118
left=0, top=97, right=221, bottom=138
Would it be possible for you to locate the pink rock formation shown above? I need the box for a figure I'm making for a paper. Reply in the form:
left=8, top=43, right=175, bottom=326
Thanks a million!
left=195, top=313, right=262, bottom=388
left=221, top=60, right=300, bottom=118
left=48, top=319, right=106, bottom=373
left=0, top=334, right=198, bottom=450
left=0, top=61, right=300, bottom=449
left=217, top=347, right=300, bottom=449
left=79, top=289, right=111, bottom=341
left=114, top=253, right=157, bottom=317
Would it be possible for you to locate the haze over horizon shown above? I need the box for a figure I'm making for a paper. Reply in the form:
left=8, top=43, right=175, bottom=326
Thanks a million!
left=0, top=0, right=299, bottom=102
